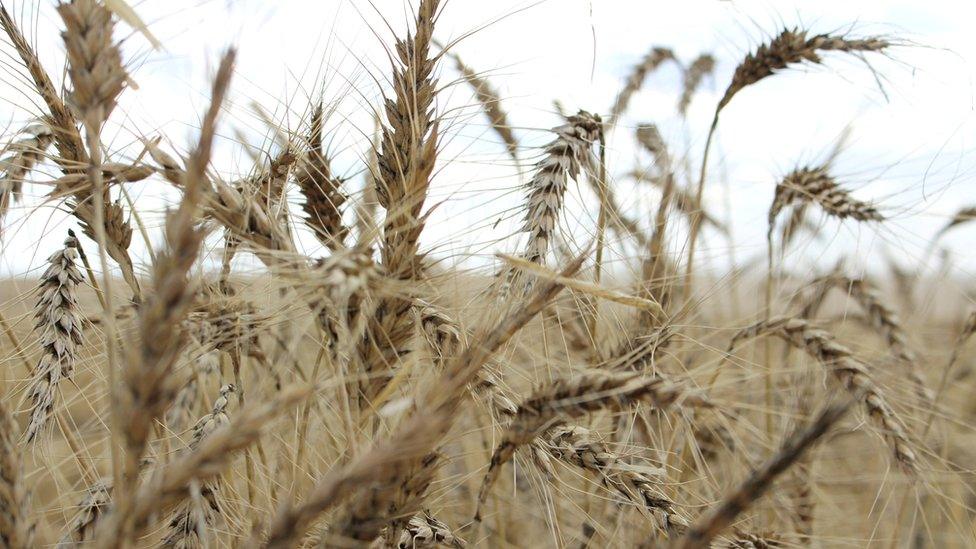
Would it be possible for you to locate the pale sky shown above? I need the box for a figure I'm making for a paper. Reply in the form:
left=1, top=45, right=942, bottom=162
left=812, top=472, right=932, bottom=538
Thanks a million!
left=1, top=0, right=975, bottom=284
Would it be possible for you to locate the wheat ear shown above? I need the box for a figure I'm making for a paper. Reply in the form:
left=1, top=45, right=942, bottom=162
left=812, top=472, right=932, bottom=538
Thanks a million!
left=687, top=29, right=889, bottom=290
left=729, top=317, right=917, bottom=472
left=358, top=0, right=442, bottom=403
left=442, top=45, right=518, bottom=166
left=25, top=233, right=84, bottom=442
left=0, top=122, right=53, bottom=226
left=475, top=372, right=709, bottom=520
left=608, top=46, right=675, bottom=125
left=522, top=111, right=602, bottom=265
left=0, top=397, right=33, bottom=548
left=677, top=53, right=716, bottom=116
left=296, top=103, right=348, bottom=249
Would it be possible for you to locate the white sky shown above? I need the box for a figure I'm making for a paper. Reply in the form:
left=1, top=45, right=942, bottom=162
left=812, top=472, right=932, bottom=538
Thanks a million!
left=1, top=0, right=975, bottom=283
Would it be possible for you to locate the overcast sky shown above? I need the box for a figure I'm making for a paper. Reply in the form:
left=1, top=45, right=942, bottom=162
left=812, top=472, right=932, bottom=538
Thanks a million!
left=1, top=0, right=974, bottom=284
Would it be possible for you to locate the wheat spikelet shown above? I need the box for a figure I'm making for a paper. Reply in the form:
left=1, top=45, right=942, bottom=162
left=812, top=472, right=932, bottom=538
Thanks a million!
left=768, top=166, right=883, bottom=231
left=0, top=5, right=85, bottom=164
left=718, top=531, right=785, bottom=548
left=801, top=275, right=932, bottom=403
left=392, top=511, right=465, bottom=548
left=58, top=0, right=126, bottom=124
left=608, top=46, right=675, bottom=124
left=296, top=103, right=347, bottom=250
left=728, top=317, right=917, bottom=471
left=358, top=0, right=442, bottom=403
left=25, top=233, right=84, bottom=442
left=677, top=53, right=715, bottom=116
left=443, top=47, right=518, bottom=165
left=476, top=371, right=709, bottom=519
left=58, top=0, right=145, bottom=297
left=522, top=111, right=602, bottom=265
left=0, top=398, right=33, bottom=548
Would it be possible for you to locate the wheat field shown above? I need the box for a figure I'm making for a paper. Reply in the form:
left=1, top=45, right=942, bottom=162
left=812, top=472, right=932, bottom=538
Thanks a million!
left=0, top=0, right=973, bottom=547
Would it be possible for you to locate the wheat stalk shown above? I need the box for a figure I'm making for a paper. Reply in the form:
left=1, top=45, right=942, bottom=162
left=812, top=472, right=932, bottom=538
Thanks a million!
left=678, top=397, right=853, bottom=548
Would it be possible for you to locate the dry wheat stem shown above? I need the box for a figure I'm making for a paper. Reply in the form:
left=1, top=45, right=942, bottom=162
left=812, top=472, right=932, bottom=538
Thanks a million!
left=677, top=397, right=854, bottom=548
